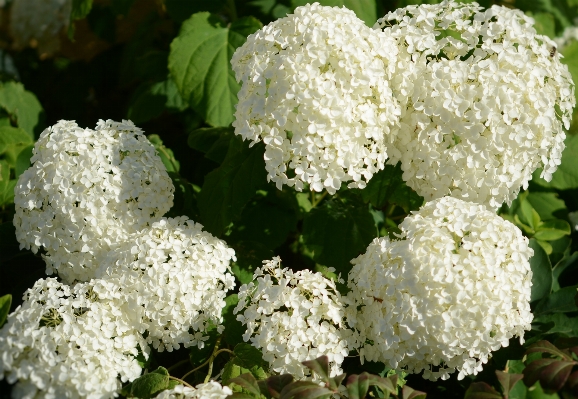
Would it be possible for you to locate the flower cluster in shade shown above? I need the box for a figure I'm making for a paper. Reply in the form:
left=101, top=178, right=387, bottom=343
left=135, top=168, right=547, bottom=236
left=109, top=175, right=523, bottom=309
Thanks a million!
left=231, top=3, right=402, bottom=194
left=4, top=121, right=237, bottom=397
left=152, top=382, right=232, bottom=399
left=376, top=1, right=574, bottom=210
left=8, top=0, right=72, bottom=55
left=234, top=257, right=351, bottom=379
left=345, top=196, right=534, bottom=381
left=14, top=119, right=175, bottom=283
left=0, top=278, right=148, bottom=399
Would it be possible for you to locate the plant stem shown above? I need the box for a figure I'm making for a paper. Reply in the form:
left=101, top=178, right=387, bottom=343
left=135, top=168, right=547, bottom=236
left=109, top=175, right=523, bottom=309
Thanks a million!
left=311, top=191, right=328, bottom=208
left=181, top=345, right=234, bottom=381
left=168, top=376, right=194, bottom=389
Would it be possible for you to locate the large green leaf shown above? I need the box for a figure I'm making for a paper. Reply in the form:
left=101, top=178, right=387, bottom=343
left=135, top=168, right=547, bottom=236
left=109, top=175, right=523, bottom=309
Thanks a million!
left=527, top=192, right=567, bottom=221
left=290, top=0, right=377, bottom=26
left=188, top=127, right=234, bottom=164
left=0, top=82, right=43, bottom=138
left=533, top=285, right=578, bottom=316
left=228, top=191, right=299, bottom=249
left=169, top=13, right=262, bottom=127
left=533, top=135, right=578, bottom=190
left=302, top=193, right=376, bottom=273
left=0, top=160, right=16, bottom=206
left=359, top=163, right=423, bottom=212
left=127, top=79, right=187, bottom=124
left=197, top=137, right=267, bottom=236
left=233, top=343, right=267, bottom=370
left=122, top=367, right=177, bottom=399
left=530, top=238, right=553, bottom=303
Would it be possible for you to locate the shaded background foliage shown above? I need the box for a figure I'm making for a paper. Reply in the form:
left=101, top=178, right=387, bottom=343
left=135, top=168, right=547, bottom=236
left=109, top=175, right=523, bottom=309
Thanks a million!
left=1, top=0, right=578, bottom=398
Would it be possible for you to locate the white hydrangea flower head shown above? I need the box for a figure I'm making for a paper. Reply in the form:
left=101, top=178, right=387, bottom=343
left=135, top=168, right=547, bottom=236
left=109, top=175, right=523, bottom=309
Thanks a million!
left=231, top=3, right=402, bottom=194
left=0, top=278, right=147, bottom=398
left=234, top=257, right=350, bottom=379
left=346, top=196, right=533, bottom=381
left=376, top=0, right=575, bottom=209
left=9, top=0, right=72, bottom=55
left=13, top=119, right=175, bottom=283
left=101, top=216, right=236, bottom=352
left=153, top=382, right=232, bottom=399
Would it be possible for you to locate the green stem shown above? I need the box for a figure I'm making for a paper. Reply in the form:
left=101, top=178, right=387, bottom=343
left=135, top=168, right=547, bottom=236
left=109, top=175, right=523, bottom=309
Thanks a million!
left=311, top=191, right=328, bottom=208
left=181, top=347, right=233, bottom=381
left=168, top=376, right=194, bottom=389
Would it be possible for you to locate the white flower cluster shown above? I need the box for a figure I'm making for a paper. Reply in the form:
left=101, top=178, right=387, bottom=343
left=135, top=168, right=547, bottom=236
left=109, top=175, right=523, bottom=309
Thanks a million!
left=9, top=0, right=72, bottom=55
left=231, top=3, right=401, bottom=193
left=346, top=197, right=533, bottom=380
left=153, top=382, right=232, bottom=399
left=13, top=119, right=175, bottom=283
left=234, top=257, right=350, bottom=379
left=0, top=278, right=147, bottom=399
left=6, top=120, right=238, bottom=396
left=101, top=217, right=236, bottom=352
left=376, top=1, right=575, bottom=209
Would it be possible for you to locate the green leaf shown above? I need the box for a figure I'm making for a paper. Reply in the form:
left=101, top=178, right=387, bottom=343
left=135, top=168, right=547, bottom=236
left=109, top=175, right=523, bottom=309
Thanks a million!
left=529, top=12, right=556, bottom=38
left=0, top=82, right=43, bottom=137
left=230, top=241, right=274, bottom=284
left=127, top=79, right=187, bottom=124
left=222, top=361, right=243, bottom=385
left=533, top=286, right=578, bottom=316
left=464, top=382, right=502, bottom=399
left=290, top=0, right=377, bottom=26
left=68, top=0, right=94, bottom=38
left=0, top=160, right=16, bottom=206
left=222, top=294, right=245, bottom=347
left=229, top=373, right=262, bottom=397
left=359, top=164, right=423, bottom=212
left=0, top=294, right=11, bottom=328
left=197, top=137, right=267, bottom=236
left=533, top=135, right=578, bottom=190
left=265, top=375, right=294, bottom=398
left=402, top=385, right=427, bottom=399
left=302, top=193, right=376, bottom=273
left=233, top=343, right=266, bottom=370
left=533, top=313, right=578, bottom=337
left=188, top=127, right=234, bottom=164
left=534, top=220, right=571, bottom=242
left=15, top=145, right=33, bottom=179
left=302, top=357, right=331, bottom=384
left=279, top=380, right=335, bottom=399
left=147, top=135, right=180, bottom=173
left=562, top=40, right=578, bottom=106
left=228, top=191, right=299, bottom=249
left=526, top=341, right=573, bottom=361
left=127, top=367, right=171, bottom=399
left=0, top=126, right=33, bottom=159
left=520, top=199, right=540, bottom=230
left=526, top=192, right=567, bottom=222
left=165, top=173, right=201, bottom=221
left=539, top=361, right=576, bottom=393
left=169, top=13, right=262, bottom=127
left=346, top=373, right=370, bottom=399
left=529, top=239, right=553, bottom=303
left=496, top=370, right=524, bottom=397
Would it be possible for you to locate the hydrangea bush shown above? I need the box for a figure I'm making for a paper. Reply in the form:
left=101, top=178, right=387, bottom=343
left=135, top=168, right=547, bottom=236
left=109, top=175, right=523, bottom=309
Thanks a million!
left=1, top=0, right=578, bottom=399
